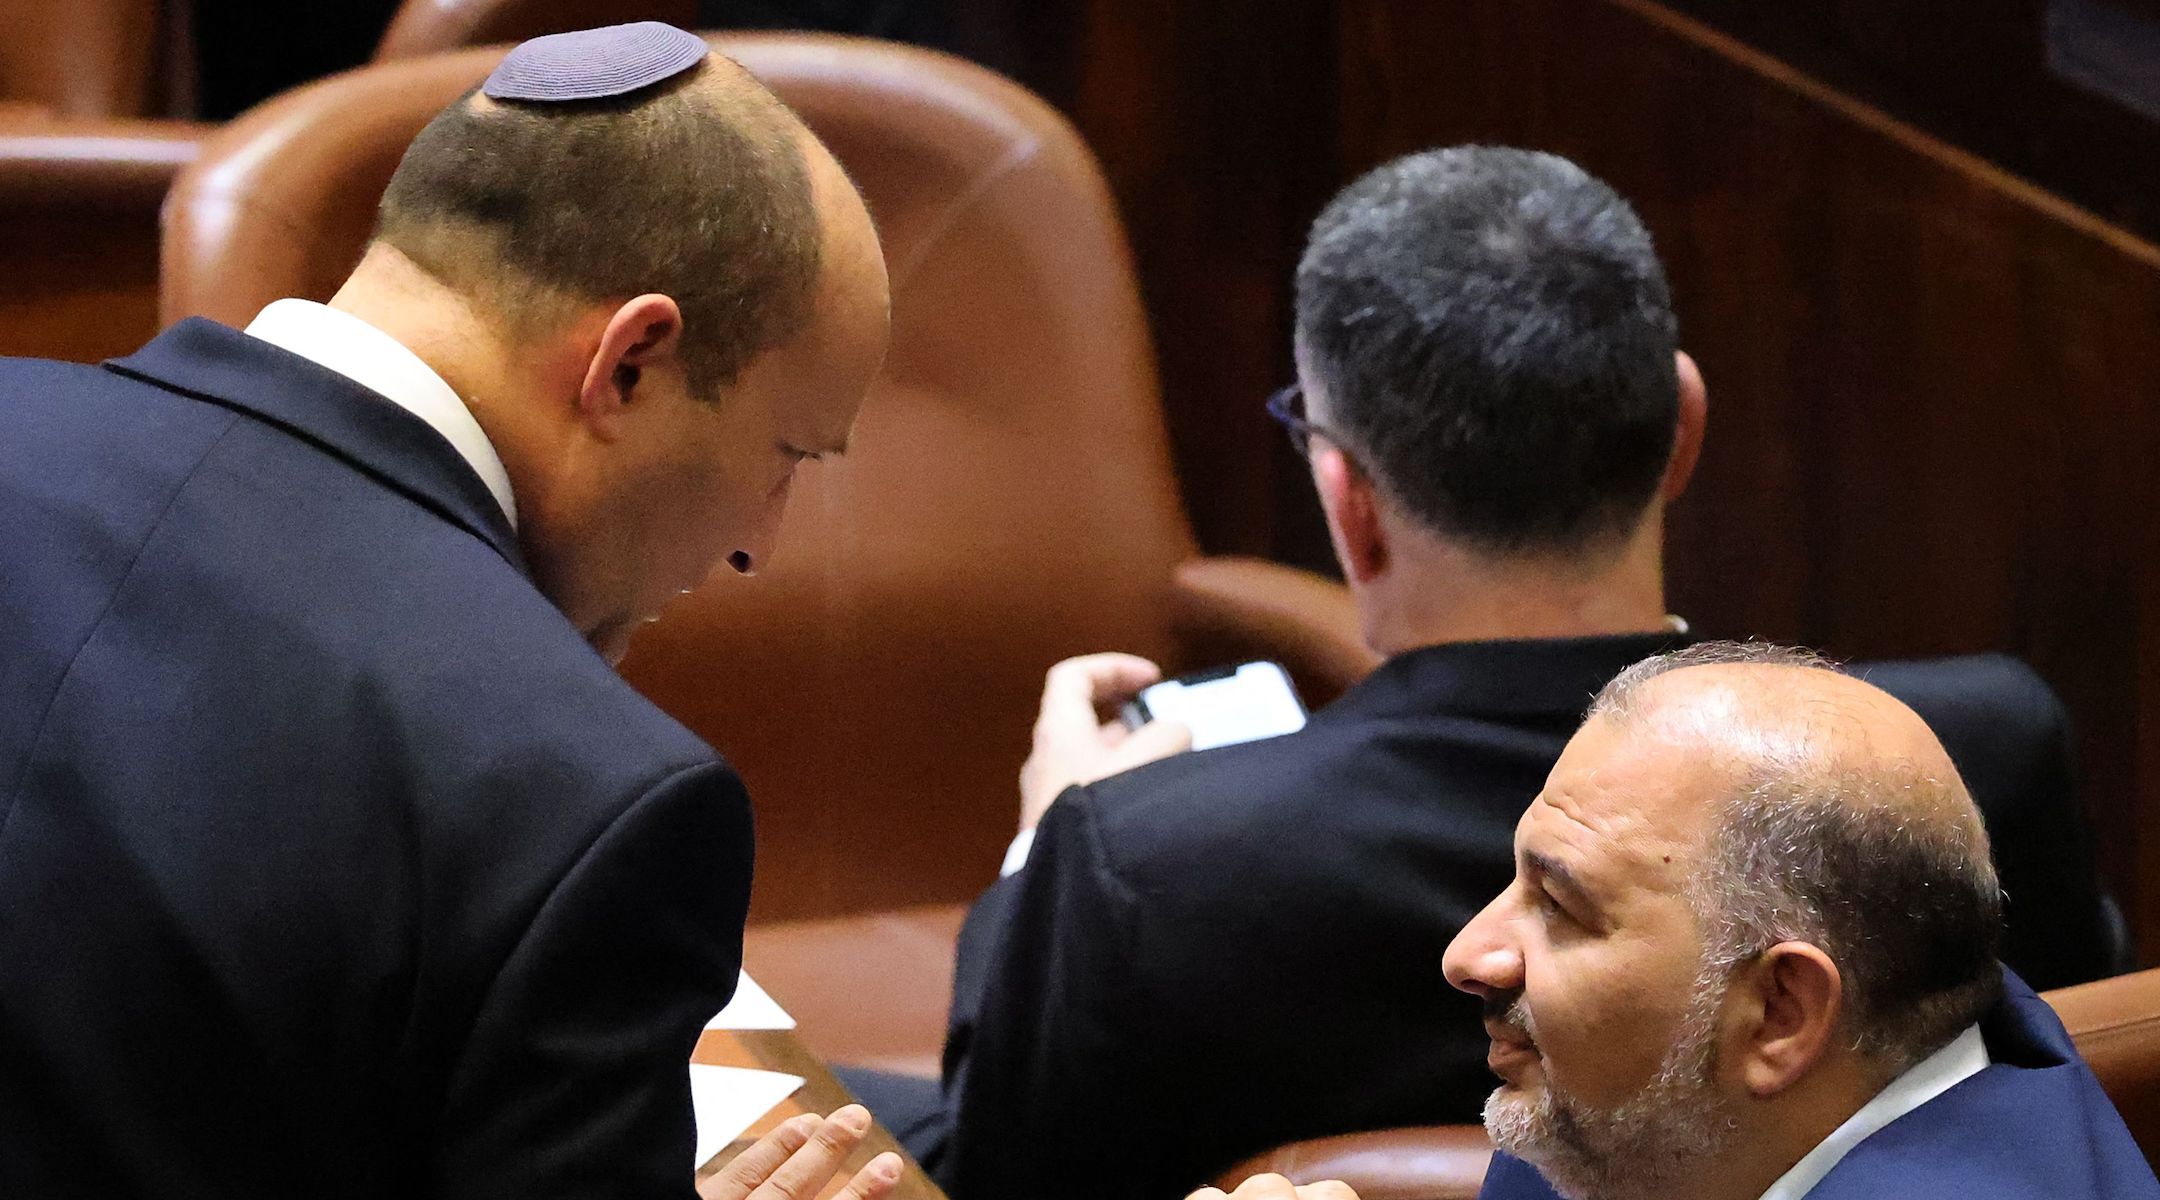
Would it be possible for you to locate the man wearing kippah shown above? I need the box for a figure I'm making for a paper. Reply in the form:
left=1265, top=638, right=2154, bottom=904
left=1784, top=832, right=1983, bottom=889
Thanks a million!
left=0, top=24, right=895, bottom=1200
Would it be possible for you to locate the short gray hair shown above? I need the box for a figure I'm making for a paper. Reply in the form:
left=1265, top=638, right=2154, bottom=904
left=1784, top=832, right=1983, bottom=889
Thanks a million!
left=1592, top=641, right=2004, bottom=1078
left=1293, top=146, right=1679, bottom=559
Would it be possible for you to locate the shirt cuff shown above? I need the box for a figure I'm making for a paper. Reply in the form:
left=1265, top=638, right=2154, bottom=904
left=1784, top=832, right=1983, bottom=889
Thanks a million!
left=999, top=827, right=1037, bottom=877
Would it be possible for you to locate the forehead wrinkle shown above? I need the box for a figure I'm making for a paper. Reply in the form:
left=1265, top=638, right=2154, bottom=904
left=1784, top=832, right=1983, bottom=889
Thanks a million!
left=1524, top=770, right=1691, bottom=899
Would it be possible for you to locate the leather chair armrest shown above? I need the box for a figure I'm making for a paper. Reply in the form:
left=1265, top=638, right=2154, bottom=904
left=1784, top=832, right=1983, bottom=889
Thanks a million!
left=2047, top=967, right=2160, bottom=1162
left=0, top=116, right=208, bottom=208
left=1212, top=1125, right=1493, bottom=1200
left=1171, top=556, right=1381, bottom=709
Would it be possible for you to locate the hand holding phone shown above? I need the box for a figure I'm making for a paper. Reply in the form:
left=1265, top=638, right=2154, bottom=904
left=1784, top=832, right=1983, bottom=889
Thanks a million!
left=1019, top=653, right=1197, bottom=832
left=1120, top=661, right=1307, bottom=752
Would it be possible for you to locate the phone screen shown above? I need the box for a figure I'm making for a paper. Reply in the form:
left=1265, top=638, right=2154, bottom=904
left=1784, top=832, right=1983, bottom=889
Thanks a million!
left=1125, top=661, right=1308, bottom=751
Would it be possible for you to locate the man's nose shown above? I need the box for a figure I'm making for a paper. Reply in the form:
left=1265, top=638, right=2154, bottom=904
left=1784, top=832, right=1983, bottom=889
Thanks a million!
left=1443, top=889, right=1524, bottom=997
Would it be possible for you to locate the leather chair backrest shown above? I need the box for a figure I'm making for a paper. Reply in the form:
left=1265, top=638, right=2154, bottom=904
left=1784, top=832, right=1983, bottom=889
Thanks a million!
left=0, top=0, right=165, bottom=117
left=0, top=112, right=205, bottom=361
left=373, top=0, right=696, bottom=63
left=160, top=35, right=1198, bottom=921
left=1214, top=1126, right=1492, bottom=1200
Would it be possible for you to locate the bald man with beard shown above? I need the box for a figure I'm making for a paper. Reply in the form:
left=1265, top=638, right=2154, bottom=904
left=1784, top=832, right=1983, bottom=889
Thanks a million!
left=1448, top=642, right=2158, bottom=1200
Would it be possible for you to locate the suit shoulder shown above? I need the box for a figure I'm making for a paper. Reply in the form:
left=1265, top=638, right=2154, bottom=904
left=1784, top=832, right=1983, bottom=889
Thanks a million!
left=1857, top=654, right=2068, bottom=731
left=1061, top=711, right=1528, bottom=896
left=1078, top=719, right=1372, bottom=828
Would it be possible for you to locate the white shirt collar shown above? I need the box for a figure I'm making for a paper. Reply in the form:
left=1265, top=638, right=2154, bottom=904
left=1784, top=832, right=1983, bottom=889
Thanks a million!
left=243, top=299, right=518, bottom=529
left=1758, top=1023, right=1990, bottom=1200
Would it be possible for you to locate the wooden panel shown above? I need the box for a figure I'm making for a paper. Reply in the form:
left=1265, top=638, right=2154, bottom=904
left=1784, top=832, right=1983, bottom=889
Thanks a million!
left=1657, top=0, right=2160, bottom=242
left=1049, top=0, right=1341, bottom=562
left=1338, top=0, right=2160, bottom=954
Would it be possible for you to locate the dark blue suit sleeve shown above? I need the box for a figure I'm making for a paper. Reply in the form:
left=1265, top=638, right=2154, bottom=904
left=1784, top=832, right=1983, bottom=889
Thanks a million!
left=432, top=760, right=754, bottom=1198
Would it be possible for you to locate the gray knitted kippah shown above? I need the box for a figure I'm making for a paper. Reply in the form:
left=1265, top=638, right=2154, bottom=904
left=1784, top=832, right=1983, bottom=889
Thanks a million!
left=482, top=22, right=707, bottom=103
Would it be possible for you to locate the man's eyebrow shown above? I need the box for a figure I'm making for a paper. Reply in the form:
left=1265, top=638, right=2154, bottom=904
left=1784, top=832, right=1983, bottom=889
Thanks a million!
left=1523, top=850, right=1599, bottom=911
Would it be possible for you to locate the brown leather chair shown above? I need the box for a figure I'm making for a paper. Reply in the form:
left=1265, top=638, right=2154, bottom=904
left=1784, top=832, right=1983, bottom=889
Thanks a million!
left=158, top=34, right=1367, bottom=1075
left=0, top=0, right=170, bottom=117
left=374, top=0, right=695, bottom=62
left=1214, top=1127, right=1492, bottom=1200
left=1214, top=967, right=2160, bottom=1198
left=0, top=0, right=199, bottom=361
left=0, top=111, right=208, bottom=362
left=1, top=0, right=716, bottom=365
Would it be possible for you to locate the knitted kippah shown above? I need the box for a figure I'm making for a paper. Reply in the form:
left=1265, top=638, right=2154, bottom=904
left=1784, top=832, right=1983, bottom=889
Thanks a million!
left=482, top=22, right=707, bottom=103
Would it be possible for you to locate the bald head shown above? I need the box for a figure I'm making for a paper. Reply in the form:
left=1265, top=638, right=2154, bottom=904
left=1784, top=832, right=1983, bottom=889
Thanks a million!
left=377, top=48, right=823, bottom=396
left=1592, top=642, right=2003, bottom=1076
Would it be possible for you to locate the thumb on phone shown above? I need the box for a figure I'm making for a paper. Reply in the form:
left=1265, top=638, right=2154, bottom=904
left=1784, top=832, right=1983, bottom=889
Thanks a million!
left=1098, top=717, right=1192, bottom=778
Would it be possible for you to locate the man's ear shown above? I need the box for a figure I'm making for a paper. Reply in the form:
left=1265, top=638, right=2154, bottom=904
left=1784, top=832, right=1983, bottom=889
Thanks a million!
left=576, top=294, right=685, bottom=440
left=1315, top=446, right=1389, bottom=585
left=1731, top=941, right=1845, bottom=1098
left=1661, top=349, right=1708, bottom=501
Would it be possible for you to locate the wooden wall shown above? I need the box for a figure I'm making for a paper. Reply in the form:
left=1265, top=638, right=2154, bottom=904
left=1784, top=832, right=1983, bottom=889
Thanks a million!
left=1335, top=0, right=2160, bottom=954
left=1657, top=0, right=2160, bottom=243
left=1034, top=0, right=1344, bottom=562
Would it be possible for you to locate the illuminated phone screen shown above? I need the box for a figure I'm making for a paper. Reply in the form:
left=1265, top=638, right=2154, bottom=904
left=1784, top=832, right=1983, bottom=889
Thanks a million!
left=1133, top=662, right=1307, bottom=751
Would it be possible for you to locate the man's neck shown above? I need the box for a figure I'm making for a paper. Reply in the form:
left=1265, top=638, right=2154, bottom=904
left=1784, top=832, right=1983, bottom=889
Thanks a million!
left=327, top=245, right=500, bottom=406
left=1677, top=1054, right=1890, bottom=1200
left=1359, top=512, right=1675, bottom=658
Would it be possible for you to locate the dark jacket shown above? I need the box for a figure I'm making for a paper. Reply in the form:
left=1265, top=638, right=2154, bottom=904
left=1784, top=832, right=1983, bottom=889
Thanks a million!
left=937, top=633, right=1688, bottom=1200
left=0, top=321, right=751, bottom=1199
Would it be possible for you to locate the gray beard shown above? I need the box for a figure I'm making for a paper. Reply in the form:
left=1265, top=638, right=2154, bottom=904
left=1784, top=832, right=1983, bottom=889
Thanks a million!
left=1482, top=963, right=1741, bottom=1200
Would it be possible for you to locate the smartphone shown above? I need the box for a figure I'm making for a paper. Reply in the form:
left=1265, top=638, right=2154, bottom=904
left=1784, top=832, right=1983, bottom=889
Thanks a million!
left=1120, top=661, right=1308, bottom=751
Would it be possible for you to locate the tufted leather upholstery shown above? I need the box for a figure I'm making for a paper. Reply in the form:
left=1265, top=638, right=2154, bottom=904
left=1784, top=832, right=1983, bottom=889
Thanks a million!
left=158, top=34, right=1369, bottom=1066
left=1212, top=967, right=2160, bottom=1198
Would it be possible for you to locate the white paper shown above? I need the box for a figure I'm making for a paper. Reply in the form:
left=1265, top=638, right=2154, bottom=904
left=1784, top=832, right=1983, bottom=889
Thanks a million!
left=690, top=1064, right=806, bottom=1168
left=704, top=971, right=796, bottom=1030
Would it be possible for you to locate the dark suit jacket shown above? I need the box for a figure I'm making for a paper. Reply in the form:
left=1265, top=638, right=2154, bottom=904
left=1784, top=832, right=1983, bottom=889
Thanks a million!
left=1480, top=970, right=2160, bottom=1200
left=932, top=637, right=2114, bottom=1200
left=936, top=633, right=1687, bottom=1200
left=0, top=321, right=753, bottom=1199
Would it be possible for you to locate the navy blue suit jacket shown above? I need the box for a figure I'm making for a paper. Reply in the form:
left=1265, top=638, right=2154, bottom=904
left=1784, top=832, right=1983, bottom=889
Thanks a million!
left=0, top=321, right=753, bottom=1198
left=1480, top=971, right=2160, bottom=1200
